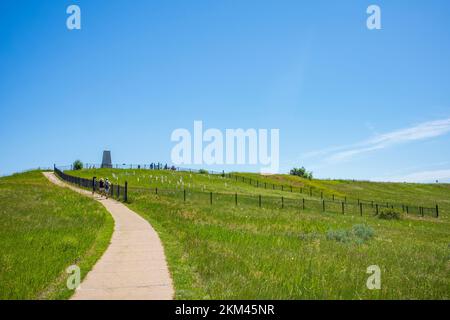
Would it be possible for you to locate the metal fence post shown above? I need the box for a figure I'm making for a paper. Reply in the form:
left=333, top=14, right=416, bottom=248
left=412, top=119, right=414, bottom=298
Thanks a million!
left=342, top=202, right=345, bottom=214
left=210, top=192, right=212, bottom=205
left=124, top=181, right=128, bottom=202
left=360, top=203, right=363, bottom=216
left=281, top=197, right=284, bottom=209
left=92, top=177, right=96, bottom=194
left=235, top=193, right=237, bottom=206
left=259, top=195, right=261, bottom=207
left=184, top=189, right=186, bottom=202
left=322, top=200, right=325, bottom=212
left=436, top=204, right=439, bottom=218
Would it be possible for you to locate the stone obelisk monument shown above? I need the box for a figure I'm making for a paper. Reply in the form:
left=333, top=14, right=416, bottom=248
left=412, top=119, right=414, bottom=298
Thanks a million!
left=101, top=150, right=112, bottom=168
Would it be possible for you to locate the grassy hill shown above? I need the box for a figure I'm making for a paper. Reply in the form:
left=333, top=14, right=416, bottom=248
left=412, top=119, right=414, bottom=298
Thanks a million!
left=235, top=172, right=449, bottom=217
left=67, top=168, right=450, bottom=299
left=0, top=171, right=113, bottom=299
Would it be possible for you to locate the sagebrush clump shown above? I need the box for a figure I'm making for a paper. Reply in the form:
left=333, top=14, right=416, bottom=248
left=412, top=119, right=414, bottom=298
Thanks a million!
left=376, top=209, right=402, bottom=220
left=327, top=224, right=375, bottom=244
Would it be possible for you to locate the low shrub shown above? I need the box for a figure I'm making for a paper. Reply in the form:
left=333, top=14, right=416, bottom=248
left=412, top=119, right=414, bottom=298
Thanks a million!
left=198, top=169, right=209, bottom=174
left=352, top=224, right=375, bottom=242
left=376, top=209, right=402, bottom=220
left=327, top=224, right=375, bottom=244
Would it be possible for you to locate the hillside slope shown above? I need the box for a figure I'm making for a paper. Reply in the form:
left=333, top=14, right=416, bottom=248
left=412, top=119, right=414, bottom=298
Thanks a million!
left=0, top=171, right=113, bottom=299
left=67, top=168, right=450, bottom=299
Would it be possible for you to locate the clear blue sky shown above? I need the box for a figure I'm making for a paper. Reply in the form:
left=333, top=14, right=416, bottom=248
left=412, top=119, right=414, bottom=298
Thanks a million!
left=1, top=0, right=450, bottom=182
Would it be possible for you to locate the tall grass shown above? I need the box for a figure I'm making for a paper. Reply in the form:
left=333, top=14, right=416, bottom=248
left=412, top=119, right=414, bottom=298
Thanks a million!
left=69, top=169, right=450, bottom=299
left=0, top=171, right=113, bottom=299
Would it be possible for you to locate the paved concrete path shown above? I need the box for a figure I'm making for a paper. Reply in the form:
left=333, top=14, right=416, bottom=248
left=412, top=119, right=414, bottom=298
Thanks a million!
left=43, top=172, right=174, bottom=300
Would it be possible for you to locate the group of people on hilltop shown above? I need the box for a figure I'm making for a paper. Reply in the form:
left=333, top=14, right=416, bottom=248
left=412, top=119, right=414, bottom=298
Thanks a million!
left=148, top=163, right=176, bottom=170
left=97, top=177, right=111, bottom=198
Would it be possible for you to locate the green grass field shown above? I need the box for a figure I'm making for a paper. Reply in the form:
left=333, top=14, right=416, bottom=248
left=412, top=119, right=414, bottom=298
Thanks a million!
left=237, top=172, right=450, bottom=215
left=68, top=168, right=450, bottom=299
left=0, top=171, right=113, bottom=300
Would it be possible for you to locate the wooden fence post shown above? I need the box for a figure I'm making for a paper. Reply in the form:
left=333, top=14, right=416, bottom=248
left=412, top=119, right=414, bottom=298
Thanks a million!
left=436, top=204, right=439, bottom=218
left=259, top=195, right=262, bottom=207
left=360, top=203, right=363, bottom=216
left=210, top=192, right=212, bottom=205
left=281, top=197, right=284, bottom=209
left=302, top=198, right=305, bottom=210
left=235, top=193, right=237, bottom=206
left=342, top=202, right=345, bottom=214
left=322, top=200, right=325, bottom=212
left=124, top=181, right=128, bottom=202
left=184, top=189, right=186, bottom=202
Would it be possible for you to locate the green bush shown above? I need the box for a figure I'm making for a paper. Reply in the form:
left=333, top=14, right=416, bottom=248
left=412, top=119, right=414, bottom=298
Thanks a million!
left=352, top=224, right=375, bottom=241
left=327, top=224, right=375, bottom=244
left=290, top=167, right=313, bottom=180
left=198, top=169, right=209, bottom=174
left=72, top=160, right=83, bottom=170
left=376, top=209, right=402, bottom=220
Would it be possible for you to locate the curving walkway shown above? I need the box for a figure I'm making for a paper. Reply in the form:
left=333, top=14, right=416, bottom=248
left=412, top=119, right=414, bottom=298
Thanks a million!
left=43, top=172, right=174, bottom=300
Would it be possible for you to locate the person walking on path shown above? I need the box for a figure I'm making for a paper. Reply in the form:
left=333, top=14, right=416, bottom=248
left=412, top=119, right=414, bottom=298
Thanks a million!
left=99, top=178, right=105, bottom=197
left=105, top=178, right=111, bottom=199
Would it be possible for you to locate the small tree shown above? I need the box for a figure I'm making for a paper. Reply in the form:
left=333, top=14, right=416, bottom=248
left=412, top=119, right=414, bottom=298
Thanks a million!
left=73, top=160, right=83, bottom=170
left=290, top=167, right=313, bottom=180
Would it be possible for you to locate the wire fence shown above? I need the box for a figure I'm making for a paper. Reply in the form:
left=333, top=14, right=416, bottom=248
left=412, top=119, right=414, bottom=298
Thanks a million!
left=127, top=186, right=439, bottom=218
left=222, top=173, right=440, bottom=217
left=55, top=165, right=439, bottom=218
